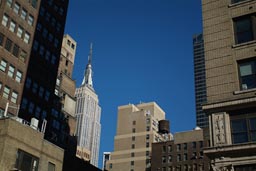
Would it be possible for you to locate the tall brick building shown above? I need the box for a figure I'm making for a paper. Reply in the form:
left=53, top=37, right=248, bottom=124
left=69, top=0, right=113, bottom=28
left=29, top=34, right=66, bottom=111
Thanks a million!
left=202, top=0, right=256, bottom=170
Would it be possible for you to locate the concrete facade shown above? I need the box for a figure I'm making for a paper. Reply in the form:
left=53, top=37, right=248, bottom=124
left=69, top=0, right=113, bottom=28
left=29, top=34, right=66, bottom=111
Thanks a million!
left=202, top=0, right=256, bottom=170
left=106, top=102, right=170, bottom=171
left=0, top=118, right=64, bottom=171
left=151, top=128, right=210, bottom=171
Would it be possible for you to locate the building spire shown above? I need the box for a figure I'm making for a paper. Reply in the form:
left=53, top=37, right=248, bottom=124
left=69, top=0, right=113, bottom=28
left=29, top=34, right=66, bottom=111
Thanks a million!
left=81, top=43, right=93, bottom=89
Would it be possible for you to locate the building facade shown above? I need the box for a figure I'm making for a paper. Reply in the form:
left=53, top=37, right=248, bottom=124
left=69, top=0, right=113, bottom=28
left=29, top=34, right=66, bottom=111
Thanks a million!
left=106, top=102, right=171, bottom=171
left=193, top=34, right=208, bottom=128
left=0, top=117, right=64, bottom=171
left=202, top=0, right=256, bottom=170
left=55, top=34, right=77, bottom=136
left=75, top=44, right=101, bottom=167
left=151, top=128, right=210, bottom=171
left=103, top=152, right=111, bottom=171
left=0, top=0, right=41, bottom=117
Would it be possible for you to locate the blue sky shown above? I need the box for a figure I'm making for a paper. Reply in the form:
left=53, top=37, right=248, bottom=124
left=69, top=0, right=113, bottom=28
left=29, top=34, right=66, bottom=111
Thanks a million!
left=64, top=0, right=202, bottom=168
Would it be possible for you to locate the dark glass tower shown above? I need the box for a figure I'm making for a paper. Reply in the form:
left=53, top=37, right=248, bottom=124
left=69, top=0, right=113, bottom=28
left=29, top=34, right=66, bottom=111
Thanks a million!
left=18, top=0, right=70, bottom=147
left=193, top=34, right=208, bottom=128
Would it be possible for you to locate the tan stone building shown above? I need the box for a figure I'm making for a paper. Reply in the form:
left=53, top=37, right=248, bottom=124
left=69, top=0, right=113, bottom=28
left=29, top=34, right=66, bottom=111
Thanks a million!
left=151, top=128, right=210, bottom=171
left=0, top=117, right=64, bottom=171
left=55, top=34, right=77, bottom=136
left=106, top=102, right=171, bottom=171
left=202, top=0, right=256, bottom=170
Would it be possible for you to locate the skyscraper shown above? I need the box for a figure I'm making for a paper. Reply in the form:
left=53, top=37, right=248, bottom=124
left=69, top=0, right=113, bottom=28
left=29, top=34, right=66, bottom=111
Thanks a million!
left=75, top=44, right=101, bottom=167
left=193, top=34, right=208, bottom=128
left=106, top=102, right=171, bottom=171
left=202, top=0, right=256, bottom=170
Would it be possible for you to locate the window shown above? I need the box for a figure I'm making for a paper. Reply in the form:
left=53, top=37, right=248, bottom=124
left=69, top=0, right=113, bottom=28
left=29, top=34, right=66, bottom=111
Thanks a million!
left=132, top=128, right=136, bottom=133
left=21, top=98, right=28, bottom=109
left=199, top=141, right=203, bottom=148
left=5, top=38, right=12, bottom=51
left=162, top=156, right=166, bottom=163
left=192, top=142, right=197, bottom=149
left=0, top=82, right=2, bottom=90
left=15, top=70, right=22, bottom=83
left=2, top=14, right=9, bottom=27
left=146, top=118, right=150, bottom=124
left=11, top=91, right=18, bottom=103
left=51, top=55, right=56, bottom=64
left=233, top=14, right=256, bottom=44
left=168, top=145, right=172, bottom=152
left=231, top=117, right=256, bottom=144
left=131, top=161, right=134, bottom=166
left=48, top=162, right=55, bottom=171
left=131, top=153, right=134, bottom=157
left=54, top=38, right=59, bottom=48
left=32, top=82, right=38, bottom=94
left=7, top=0, right=12, bottom=7
left=192, top=152, right=197, bottom=159
left=168, top=166, right=172, bottom=171
left=162, top=167, right=166, bottom=171
left=39, top=86, right=44, bottom=97
left=36, top=23, right=42, bottom=31
left=131, top=144, right=135, bottom=149
left=177, top=144, right=181, bottom=151
left=31, top=0, right=38, bottom=8
left=9, top=20, right=16, bottom=32
left=132, top=120, right=136, bottom=125
left=183, top=153, right=188, bottom=161
left=13, top=2, right=20, bottom=14
left=24, top=32, right=30, bottom=44
left=15, top=149, right=39, bottom=171
left=184, top=143, right=187, bottom=150
left=168, top=155, right=172, bottom=163
left=232, top=0, right=249, bottom=4
left=146, top=126, right=150, bottom=131
left=17, top=26, right=23, bottom=38
left=19, top=50, right=27, bottom=62
left=28, top=102, right=35, bottom=114
left=7, top=65, right=15, bottom=78
left=25, top=77, right=32, bottom=88
left=0, top=60, right=7, bottom=72
left=146, top=134, right=150, bottom=140
left=21, top=9, right=27, bottom=20
left=0, top=33, right=4, bottom=46
left=28, top=15, right=34, bottom=26
left=45, top=50, right=50, bottom=60
left=13, top=44, right=19, bottom=57
left=132, top=136, right=135, bottom=141
left=39, top=45, right=45, bottom=56
left=146, top=142, right=149, bottom=148
left=146, top=151, right=149, bottom=156
left=238, top=59, right=256, bottom=90
left=234, top=164, right=256, bottom=171
left=162, top=145, right=166, bottom=153
left=177, top=154, right=181, bottom=162
left=42, top=28, right=48, bottom=38
left=3, top=86, right=10, bottom=99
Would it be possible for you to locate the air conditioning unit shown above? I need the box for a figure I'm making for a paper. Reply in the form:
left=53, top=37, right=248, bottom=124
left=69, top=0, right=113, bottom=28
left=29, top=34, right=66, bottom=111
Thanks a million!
left=30, top=118, right=39, bottom=130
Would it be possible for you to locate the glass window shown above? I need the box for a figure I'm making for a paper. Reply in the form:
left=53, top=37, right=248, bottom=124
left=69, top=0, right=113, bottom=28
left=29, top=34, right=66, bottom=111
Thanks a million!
left=45, top=12, right=50, bottom=22
left=15, top=70, right=22, bottom=83
left=162, top=167, right=166, bottom=171
left=11, top=91, right=18, bottom=103
left=5, top=38, right=12, bottom=52
left=48, top=33, right=53, bottom=42
left=51, top=17, right=56, bottom=27
left=13, top=2, right=20, bottom=14
left=39, top=86, right=44, bottom=97
left=28, top=102, right=35, bottom=114
left=192, top=142, right=197, bottom=149
left=48, top=162, right=55, bottom=171
left=177, top=154, right=181, bottom=162
left=59, top=8, right=64, bottom=16
left=45, top=90, right=50, bottom=101
left=28, top=15, right=34, bottom=26
left=232, top=0, right=249, bottom=4
left=19, top=50, right=27, bottom=62
left=24, top=32, right=30, bottom=44
left=0, top=82, right=2, bottom=90
left=21, top=98, right=28, bottom=109
left=0, top=33, right=4, bottom=46
left=234, top=15, right=255, bottom=44
left=239, top=59, right=256, bottom=90
left=146, top=142, right=149, bottom=148
left=13, top=44, right=19, bottom=57
left=132, top=136, right=135, bottom=141
left=42, top=28, right=48, bottom=38
left=177, top=144, right=181, bottom=151
left=17, top=26, right=23, bottom=38
left=2, top=14, right=9, bottom=27
left=51, top=55, right=56, bottom=64
left=6, top=0, right=12, bottom=7
left=39, top=45, right=44, bottom=56
left=162, top=145, right=166, bottom=152
left=36, top=23, right=42, bottom=31
left=231, top=119, right=248, bottom=143
left=131, top=152, right=134, bottom=157
left=33, top=40, right=39, bottom=51
left=45, top=50, right=50, bottom=60
left=131, top=144, right=135, bottom=149
left=0, top=60, right=7, bottom=72
left=32, top=82, right=38, bottom=94
left=3, top=86, right=10, bottom=99
left=132, top=120, right=136, bottom=125
left=9, top=20, right=16, bottom=32
left=7, top=65, right=15, bottom=78
left=184, top=143, right=187, bottom=150
left=54, top=38, right=59, bottom=48
left=25, top=77, right=32, bottom=88
left=168, top=155, right=172, bottom=163
left=31, top=0, right=38, bottom=8
left=21, top=9, right=27, bottom=20
left=168, top=145, right=172, bottom=152
left=183, top=153, right=188, bottom=161
left=131, top=161, right=134, bottom=166
left=15, top=149, right=39, bottom=171
left=132, top=128, right=135, bottom=133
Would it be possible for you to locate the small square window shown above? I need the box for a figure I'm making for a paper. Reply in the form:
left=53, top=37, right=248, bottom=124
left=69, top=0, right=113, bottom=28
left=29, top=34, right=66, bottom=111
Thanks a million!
left=238, top=59, right=256, bottom=90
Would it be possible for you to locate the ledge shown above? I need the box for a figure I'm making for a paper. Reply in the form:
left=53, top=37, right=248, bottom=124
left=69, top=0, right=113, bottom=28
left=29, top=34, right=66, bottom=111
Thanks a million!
left=228, top=0, right=254, bottom=8
left=232, top=40, right=256, bottom=49
left=234, top=88, right=256, bottom=95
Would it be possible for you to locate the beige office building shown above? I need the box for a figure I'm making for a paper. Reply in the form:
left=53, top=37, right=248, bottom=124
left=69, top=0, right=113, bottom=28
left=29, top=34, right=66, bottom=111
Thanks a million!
left=0, top=117, right=64, bottom=171
left=106, top=102, right=171, bottom=171
left=202, top=0, right=256, bottom=170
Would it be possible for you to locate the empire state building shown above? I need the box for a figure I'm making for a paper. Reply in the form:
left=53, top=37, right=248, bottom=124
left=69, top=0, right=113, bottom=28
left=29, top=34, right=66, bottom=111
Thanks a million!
left=75, top=43, right=101, bottom=167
